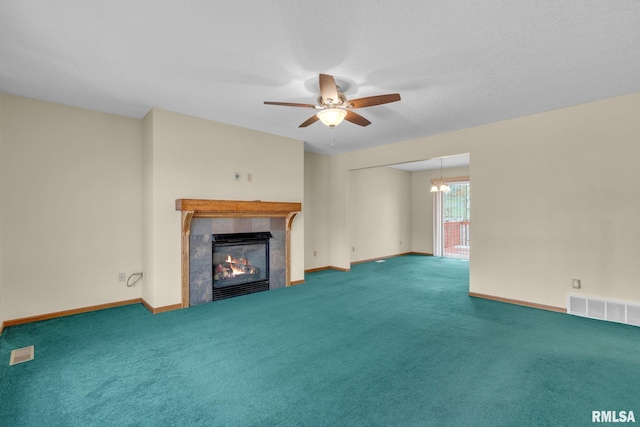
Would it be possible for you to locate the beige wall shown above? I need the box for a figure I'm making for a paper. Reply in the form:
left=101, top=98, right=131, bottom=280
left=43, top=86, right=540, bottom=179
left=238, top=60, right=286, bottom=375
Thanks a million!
left=305, top=158, right=470, bottom=266
left=304, top=162, right=469, bottom=265
left=0, top=96, right=304, bottom=323
left=304, top=152, right=331, bottom=270
left=0, top=94, right=5, bottom=322
left=411, top=166, right=470, bottom=254
left=349, top=167, right=412, bottom=262
left=321, top=92, right=640, bottom=309
left=3, top=91, right=639, bottom=321
left=142, top=108, right=304, bottom=308
left=0, top=94, right=143, bottom=320
left=469, top=94, right=640, bottom=307
left=141, top=110, right=155, bottom=305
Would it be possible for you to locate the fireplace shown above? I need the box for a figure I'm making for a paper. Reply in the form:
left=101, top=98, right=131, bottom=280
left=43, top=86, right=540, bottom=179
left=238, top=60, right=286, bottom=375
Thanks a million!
left=212, top=232, right=272, bottom=300
left=176, top=199, right=301, bottom=308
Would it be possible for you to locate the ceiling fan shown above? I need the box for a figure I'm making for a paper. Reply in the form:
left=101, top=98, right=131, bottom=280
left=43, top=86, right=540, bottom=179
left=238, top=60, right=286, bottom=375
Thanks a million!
left=264, top=74, right=401, bottom=128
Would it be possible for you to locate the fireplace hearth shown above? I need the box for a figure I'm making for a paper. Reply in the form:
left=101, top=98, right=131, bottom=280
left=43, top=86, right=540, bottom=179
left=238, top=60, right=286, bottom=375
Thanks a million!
left=212, top=232, right=272, bottom=301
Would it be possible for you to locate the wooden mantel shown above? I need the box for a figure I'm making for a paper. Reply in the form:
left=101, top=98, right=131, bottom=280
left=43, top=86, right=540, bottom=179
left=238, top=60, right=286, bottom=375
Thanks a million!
left=175, top=199, right=302, bottom=308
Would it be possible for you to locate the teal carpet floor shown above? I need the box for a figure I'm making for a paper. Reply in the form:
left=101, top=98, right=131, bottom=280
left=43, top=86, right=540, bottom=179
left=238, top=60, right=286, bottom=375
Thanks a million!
left=1, top=255, right=639, bottom=426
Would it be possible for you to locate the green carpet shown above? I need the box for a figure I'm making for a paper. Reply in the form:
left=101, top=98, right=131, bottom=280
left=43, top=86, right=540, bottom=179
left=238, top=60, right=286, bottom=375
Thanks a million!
left=1, top=255, right=639, bottom=426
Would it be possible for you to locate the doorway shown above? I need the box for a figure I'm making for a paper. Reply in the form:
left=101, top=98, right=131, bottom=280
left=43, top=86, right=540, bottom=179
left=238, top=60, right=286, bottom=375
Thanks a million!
left=434, top=180, right=470, bottom=259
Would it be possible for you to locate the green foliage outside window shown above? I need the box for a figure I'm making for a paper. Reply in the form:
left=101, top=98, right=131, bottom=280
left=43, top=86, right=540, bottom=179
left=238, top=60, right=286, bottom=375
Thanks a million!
left=443, top=183, right=470, bottom=222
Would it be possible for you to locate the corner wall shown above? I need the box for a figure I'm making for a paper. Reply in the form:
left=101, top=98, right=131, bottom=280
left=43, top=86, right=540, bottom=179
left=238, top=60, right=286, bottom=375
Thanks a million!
left=304, top=152, right=331, bottom=270
left=349, top=167, right=412, bottom=262
left=0, top=94, right=143, bottom=320
left=0, top=94, right=5, bottom=324
left=141, top=110, right=155, bottom=305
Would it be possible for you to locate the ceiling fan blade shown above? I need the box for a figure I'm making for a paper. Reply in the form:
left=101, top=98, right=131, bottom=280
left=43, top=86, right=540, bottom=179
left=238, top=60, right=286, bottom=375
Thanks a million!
left=264, top=101, right=317, bottom=108
left=348, top=94, right=401, bottom=109
left=299, top=114, right=320, bottom=128
left=319, top=74, right=339, bottom=103
left=344, top=110, right=371, bottom=127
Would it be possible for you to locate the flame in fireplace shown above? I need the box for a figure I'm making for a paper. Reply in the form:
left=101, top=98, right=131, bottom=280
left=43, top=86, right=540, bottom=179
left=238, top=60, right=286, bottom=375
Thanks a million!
left=225, top=255, right=249, bottom=264
left=230, top=263, right=245, bottom=276
left=223, top=255, right=250, bottom=277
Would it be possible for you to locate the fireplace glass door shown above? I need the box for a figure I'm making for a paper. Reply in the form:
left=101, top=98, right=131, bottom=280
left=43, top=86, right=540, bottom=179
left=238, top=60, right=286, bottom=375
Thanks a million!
left=212, top=232, right=271, bottom=300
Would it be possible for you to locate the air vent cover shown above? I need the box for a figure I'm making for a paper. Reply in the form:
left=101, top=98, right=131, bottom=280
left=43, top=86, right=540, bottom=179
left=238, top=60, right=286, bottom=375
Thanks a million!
left=568, top=294, right=640, bottom=327
left=568, top=296, right=587, bottom=316
left=587, top=299, right=606, bottom=320
left=606, top=301, right=626, bottom=323
left=627, top=305, right=640, bottom=327
left=9, top=345, right=34, bottom=366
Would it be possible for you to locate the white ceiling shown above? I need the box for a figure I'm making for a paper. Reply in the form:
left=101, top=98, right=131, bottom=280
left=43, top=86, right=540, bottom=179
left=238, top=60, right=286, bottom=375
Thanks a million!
left=1, top=1, right=639, bottom=156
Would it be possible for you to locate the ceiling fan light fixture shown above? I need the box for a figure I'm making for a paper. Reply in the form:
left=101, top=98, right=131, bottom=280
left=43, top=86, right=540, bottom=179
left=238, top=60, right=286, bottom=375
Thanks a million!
left=317, top=108, right=347, bottom=127
left=265, top=74, right=400, bottom=128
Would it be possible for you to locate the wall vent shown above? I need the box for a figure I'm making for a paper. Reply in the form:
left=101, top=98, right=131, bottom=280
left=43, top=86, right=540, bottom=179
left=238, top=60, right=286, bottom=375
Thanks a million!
left=9, top=345, right=34, bottom=366
left=627, top=305, right=640, bottom=327
left=567, top=294, right=640, bottom=327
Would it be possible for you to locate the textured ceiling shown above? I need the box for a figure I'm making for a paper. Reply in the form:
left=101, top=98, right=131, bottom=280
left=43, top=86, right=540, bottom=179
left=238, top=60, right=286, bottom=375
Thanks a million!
left=1, top=1, right=639, bottom=155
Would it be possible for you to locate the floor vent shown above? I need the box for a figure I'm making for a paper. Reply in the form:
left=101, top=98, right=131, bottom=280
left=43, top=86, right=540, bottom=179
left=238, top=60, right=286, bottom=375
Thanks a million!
left=9, top=345, right=34, bottom=366
left=568, top=294, right=640, bottom=327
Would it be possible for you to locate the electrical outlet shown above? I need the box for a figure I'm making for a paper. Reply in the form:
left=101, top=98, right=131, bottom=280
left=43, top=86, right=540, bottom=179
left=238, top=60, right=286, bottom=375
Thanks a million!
left=352, top=246, right=355, bottom=252
left=572, top=278, right=581, bottom=289
left=313, top=250, right=317, bottom=257
left=234, top=172, right=240, bottom=181
left=247, top=173, right=252, bottom=182
left=118, top=273, right=126, bottom=282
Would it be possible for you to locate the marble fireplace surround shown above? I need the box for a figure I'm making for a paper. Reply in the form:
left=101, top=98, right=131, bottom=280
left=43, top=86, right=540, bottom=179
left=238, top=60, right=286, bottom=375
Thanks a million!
left=175, top=199, right=302, bottom=308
